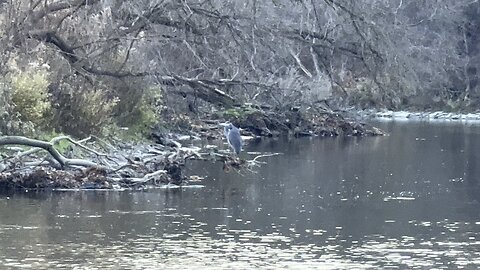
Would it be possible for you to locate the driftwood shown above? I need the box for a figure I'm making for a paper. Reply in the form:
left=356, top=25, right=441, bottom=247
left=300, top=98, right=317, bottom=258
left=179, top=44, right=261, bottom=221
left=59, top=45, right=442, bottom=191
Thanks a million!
left=0, top=136, right=100, bottom=168
left=3, top=108, right=375, bottom=190
left=0, top=135, right=199, bottom=189
left=0, top=131, right=271, bottom=190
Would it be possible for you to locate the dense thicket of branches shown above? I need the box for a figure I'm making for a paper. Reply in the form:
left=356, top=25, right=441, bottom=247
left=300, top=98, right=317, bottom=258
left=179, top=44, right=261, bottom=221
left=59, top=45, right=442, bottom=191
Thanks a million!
left=0, top=0, right=479, bottom=135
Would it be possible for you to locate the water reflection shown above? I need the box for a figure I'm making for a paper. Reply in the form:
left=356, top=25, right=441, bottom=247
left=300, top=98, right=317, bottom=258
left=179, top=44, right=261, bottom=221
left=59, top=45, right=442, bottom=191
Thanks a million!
left=1, top=121, right=480, bottom=269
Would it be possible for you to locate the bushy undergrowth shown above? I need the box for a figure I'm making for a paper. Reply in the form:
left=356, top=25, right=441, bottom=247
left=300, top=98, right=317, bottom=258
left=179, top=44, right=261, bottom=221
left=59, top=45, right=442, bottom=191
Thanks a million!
left=50, top=81, right=118, bottom=137
left=0, top=64, right=51, bottom=135
left=0, top=81, right=21, bottom=135
left=10, top=69, right=51, bottom=126
left=0, top=62, right=163, bottom=138
left=113, top=86, right=163, bottom=136
left=339, top=75, right=405, bottom=110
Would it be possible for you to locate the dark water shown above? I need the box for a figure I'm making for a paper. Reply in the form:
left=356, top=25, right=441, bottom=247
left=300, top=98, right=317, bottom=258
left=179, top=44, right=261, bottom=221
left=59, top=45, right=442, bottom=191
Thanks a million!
left=2, top=121, right=480, bottom=269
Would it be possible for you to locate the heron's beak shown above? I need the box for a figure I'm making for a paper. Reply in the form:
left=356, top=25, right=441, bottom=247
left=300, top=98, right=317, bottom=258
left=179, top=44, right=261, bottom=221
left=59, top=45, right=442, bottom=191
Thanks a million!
left=218, top=122, right=230, bottom=127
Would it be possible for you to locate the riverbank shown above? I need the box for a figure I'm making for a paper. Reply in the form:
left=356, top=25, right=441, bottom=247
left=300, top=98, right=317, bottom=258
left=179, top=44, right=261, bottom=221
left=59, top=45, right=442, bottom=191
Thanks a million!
left=354, top=109, right=480, bottom=122
left=0, top=108, right=385, bottom=191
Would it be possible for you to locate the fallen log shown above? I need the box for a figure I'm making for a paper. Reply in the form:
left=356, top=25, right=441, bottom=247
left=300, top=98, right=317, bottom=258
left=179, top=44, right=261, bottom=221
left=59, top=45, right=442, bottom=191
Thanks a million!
left=0, top=136, right=101, bottom=168
left=0, top=135, right=197, bottom=190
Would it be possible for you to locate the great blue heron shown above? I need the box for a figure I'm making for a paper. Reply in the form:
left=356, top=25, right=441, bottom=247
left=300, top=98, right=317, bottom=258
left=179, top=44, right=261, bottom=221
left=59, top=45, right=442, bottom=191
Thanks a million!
left=220, top=123, right=243, bottom=155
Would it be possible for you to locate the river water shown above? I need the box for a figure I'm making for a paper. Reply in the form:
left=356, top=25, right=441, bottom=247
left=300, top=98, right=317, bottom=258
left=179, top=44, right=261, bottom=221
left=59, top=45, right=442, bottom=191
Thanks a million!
left=1, top=121, right=480, bottom=269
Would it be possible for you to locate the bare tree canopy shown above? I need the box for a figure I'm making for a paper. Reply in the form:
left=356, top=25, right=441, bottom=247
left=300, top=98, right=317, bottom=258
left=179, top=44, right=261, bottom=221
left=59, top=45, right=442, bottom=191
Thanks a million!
left=0, top=0, right=479, bottom=135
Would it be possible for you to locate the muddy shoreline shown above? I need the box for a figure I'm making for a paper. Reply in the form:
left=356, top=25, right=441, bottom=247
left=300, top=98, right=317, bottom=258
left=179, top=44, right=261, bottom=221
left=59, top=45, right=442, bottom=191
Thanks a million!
left=0, top=109, right=384, bottom=191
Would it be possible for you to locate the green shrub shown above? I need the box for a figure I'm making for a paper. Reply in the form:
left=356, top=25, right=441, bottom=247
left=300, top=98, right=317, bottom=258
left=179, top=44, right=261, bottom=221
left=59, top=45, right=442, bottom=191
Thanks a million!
left=0, top=85, right=22, bottom=135
left=10, top=69, right=51, bottom=128
left=51, top=82, right=118, bottom=137
left=115, top=86, right=163, bottom=135
left=223, top=108, right=242, bottom=118
left=223, top=105, right=259, bottom=119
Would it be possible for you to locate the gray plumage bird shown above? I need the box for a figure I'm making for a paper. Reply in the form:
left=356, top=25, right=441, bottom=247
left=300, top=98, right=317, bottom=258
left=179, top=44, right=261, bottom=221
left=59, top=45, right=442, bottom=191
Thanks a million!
left=221, top=123, right=243, bottom=155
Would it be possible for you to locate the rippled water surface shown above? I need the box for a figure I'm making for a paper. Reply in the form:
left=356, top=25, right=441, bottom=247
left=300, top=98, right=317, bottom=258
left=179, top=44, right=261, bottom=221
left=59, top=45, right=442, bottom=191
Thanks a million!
left=2, top=121, right=480, bottom=269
